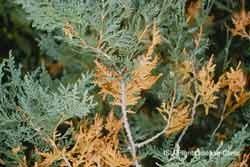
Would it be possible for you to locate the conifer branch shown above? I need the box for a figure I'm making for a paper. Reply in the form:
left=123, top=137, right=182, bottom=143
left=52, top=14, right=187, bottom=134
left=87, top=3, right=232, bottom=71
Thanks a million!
left=210, top=92, right=230, bottom=143
left=120, top=80, right=140, bottom=167
left=64, top=22, right=112, bottom=60
left=135, top=125, right=169, bottom=148
left=135, top=88, right=176, bottom=148
left=175, top=94, right=199, bottom=147
left=210, top=110, right=225, bottom=144
left=85, top=44, right=112, bottom=60
left=62, top=155, right=72, bottom=167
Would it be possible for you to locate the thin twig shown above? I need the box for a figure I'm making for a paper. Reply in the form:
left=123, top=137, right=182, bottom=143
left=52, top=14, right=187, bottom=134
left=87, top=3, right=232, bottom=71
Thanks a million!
left=27, top=114, right=73, bottom=167
left=174, top=53, right=198, bottom=147
left=210, top=114, right=224, bottom=143
left=135, top=88, right=176, bottom=148
left=210, top=90, right=232, bottom=144
left=83, top=43, right=112, bottom=60
left=175, top=94, right=199, bottom=147
left=62, top=155, right=72, bottom=167
left=135, top=125, right=168, bottom=148
left=210, top=104, right=227, bottom=144
left=120, top=80, right=140, bottom=167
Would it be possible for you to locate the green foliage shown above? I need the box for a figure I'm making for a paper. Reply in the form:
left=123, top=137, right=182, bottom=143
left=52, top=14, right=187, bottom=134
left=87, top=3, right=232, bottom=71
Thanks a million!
left=0, top=54, right=95, bottom=165
left=151, top=125, right=250, bottom=167
left=15, top=0, right=207, bottom=71
left=0, top=0, right=250, bottom=166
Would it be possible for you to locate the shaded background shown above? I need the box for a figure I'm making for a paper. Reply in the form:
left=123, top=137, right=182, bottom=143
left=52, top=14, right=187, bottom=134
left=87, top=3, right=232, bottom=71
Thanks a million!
left=0, top=0, right=40, bottom=69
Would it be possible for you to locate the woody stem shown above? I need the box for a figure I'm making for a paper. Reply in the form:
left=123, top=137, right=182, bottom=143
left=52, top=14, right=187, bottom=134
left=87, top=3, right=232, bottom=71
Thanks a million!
left=210, top=91, right=232, bottom=144
left=175, top=94, right=199, bottom=147
left=120, top=80, right=140, bottom=167
left=135, top=88, right=177, bottom=148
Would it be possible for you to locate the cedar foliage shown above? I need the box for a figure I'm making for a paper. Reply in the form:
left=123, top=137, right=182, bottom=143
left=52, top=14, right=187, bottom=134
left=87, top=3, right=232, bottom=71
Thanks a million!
left=0, top=0, right=250, bottom=166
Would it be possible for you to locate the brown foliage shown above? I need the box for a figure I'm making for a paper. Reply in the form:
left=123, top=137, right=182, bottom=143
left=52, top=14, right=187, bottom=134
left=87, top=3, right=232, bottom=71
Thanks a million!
left=173, top=56, right=220, bottom=115
left=64, top=22, right=80, bottom=40
left=229, top=0, right=250, bottom=39
left=186, top=0, right=202, bottom=24
left=157, top=103, right=191, bottom=136
left=229, top=153, right=250, bottom=167
left=173, top=55, right=250, bottom=116
left=219, top=63, right=250, bottom=114
left=36, top=113, right=132, bottom=167
left=94, top=55, right=161, bottom=107
left=94, top=22, right=161, bottom=108
left=196, top=57, right=220, bottom=115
